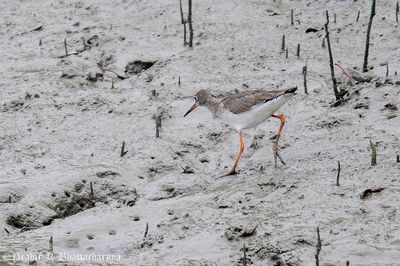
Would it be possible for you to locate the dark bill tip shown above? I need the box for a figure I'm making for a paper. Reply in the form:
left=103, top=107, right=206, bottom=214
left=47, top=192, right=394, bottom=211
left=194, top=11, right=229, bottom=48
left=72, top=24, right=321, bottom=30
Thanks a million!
left=183, top=102, right=198, bottom=117
left=285, top=87, right=297, bottom=94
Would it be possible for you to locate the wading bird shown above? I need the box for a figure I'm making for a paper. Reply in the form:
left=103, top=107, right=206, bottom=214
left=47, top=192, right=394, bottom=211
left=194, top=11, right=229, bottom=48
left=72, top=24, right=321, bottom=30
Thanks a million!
left=184, top=87, right=297, bottom=176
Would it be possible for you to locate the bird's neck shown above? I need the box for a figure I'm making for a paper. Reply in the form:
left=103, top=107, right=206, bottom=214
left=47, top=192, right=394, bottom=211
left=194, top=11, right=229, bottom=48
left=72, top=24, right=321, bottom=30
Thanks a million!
left=204, top=98, right=220, bottom=117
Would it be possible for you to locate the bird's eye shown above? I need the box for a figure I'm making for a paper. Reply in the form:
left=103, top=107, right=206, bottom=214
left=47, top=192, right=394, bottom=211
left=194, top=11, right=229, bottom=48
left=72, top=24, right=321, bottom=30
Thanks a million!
left=194, top=96, right=198, bottom=101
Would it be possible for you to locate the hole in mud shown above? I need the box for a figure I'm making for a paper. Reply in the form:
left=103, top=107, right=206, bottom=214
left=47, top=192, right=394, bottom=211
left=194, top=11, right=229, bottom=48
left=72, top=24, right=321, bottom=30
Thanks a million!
left=53, top=197, right=94, bottom=218
left=125, top=60, right=155, bottom=76
left=42, top=218, right=54, bottom=226
left=6, top=215, right=27, bottom=228
left=61, top=181, right=137, bottom=215
left=6, top=180, right=138, bottom=230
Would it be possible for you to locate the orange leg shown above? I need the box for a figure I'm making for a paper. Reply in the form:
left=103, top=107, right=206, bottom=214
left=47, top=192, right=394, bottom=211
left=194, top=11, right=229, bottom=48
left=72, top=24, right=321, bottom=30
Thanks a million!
left=224, top=131, right=244, bottom=176
left=271, top=114, right=286, bottom=167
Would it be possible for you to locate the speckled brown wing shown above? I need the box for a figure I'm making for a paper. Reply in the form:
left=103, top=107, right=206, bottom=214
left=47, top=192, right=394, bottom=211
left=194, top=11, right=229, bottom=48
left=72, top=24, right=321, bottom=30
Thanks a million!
left=219, top=89, right=286, bottom=114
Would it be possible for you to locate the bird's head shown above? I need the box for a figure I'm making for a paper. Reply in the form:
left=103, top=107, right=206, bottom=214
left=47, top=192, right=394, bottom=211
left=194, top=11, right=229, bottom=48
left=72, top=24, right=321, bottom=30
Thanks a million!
left=183, top=89, right=211, bottom=117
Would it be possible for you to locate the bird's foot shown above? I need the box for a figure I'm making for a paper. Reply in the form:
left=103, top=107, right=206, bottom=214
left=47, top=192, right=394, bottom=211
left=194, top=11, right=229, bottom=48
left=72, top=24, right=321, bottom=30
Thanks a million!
left=272, top=141, right=286, bottom=168
left=269, top=134, right=278, bottom=141
left=217, top=169, right=238, bottom=178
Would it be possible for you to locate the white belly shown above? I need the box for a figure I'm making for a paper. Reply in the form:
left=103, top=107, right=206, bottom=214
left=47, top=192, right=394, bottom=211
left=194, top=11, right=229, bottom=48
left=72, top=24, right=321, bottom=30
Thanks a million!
left=220, top=94, right=291, bottom=131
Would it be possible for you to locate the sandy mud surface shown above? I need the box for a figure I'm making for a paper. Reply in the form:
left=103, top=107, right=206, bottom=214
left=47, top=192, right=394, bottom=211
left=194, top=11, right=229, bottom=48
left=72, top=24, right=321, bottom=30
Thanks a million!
left=1, top=0, right=400, bottom=265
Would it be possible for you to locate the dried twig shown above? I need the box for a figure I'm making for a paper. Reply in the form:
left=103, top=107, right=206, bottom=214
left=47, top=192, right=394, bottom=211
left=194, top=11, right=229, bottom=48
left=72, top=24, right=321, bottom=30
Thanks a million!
left=303, top=65, right=308, bottom=95
left=360, top=187, right=384, bottom=199
left=285, top=48, right=288, bottom=59
left=90, top=182, right=94, bottom=198
left=4, top=227, right=10, bottom=235
left=144, top=222, right=149, bottom=238
left=155, top=114, right=162, bottom=138
left=179, top=0, right=185, bottom=24
left=396, top=1, right=399, bottom=23
left=179, top=0, right=187, bottom=45
left=386, top=63, right=389, bottom=77
left=89, top=181, right=95, bottom=207
left=370, top=140, right=377, bottom=166
left=291, top=9, right=294, bottom=25
left=336, top=161, right=340, bottom=186
left=64, top=38, right=68, bottom=56
left=49, top=236, right=53, bottom=253
left=178, top=162, right=194, bottom=174
left=82, top=37, right=87, bottom=51
left=324, top=11, right=340, bottom=101
left=188, top=0, right=193, bottom=47
left=315, top=227, right=321, bottom=266
left=120, top=141, right=128, bottom=157
left=363, top=0, right=376, bottom=72
left=58, top=38, right=84, bottom=58
left=102, top=69, right=127, bottom=80
left=243, top=243, right=247, bottom=266
left=335, top=63, right=353, bottom=83
left=296, top=43, right=300, bottom=58
left=178, top=162, right=188, bottom=174
left=356, top=10, right=360, bottom=22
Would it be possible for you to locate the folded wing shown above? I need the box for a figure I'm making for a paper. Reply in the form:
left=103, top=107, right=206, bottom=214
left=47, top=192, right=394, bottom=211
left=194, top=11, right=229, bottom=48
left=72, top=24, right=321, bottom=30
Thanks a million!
left=220, top=90, right=286, bottom=114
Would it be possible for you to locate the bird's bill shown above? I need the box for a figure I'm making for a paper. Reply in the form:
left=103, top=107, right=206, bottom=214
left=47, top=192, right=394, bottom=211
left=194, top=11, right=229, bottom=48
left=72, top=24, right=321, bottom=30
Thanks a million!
left=183, top=101, right=198, bottom=117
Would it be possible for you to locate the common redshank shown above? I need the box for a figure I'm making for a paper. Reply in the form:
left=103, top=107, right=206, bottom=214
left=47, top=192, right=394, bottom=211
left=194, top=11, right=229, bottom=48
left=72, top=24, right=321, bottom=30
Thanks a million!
left=184, top=87, right=297, bottom=176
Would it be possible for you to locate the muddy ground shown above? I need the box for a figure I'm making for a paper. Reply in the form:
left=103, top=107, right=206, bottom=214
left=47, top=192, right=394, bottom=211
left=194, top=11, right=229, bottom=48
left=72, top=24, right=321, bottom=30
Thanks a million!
left=1, top=0, right=400, bottom=265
